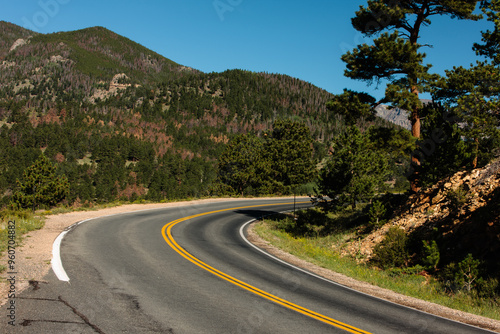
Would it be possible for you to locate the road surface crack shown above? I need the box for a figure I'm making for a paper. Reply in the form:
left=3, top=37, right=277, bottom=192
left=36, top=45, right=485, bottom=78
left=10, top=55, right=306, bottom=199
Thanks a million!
left=58, top=296, right=106, bottom=334
left=17, top=296, right=106, bottom=333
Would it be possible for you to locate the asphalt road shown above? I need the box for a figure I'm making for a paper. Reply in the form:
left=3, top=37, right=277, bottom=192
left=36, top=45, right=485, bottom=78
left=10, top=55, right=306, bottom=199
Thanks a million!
left=0, top=199, right=496, bottom=333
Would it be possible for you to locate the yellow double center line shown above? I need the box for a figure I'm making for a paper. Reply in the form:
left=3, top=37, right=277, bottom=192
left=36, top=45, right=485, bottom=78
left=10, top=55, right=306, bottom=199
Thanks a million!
left=161, top=203, right=371, bottom=334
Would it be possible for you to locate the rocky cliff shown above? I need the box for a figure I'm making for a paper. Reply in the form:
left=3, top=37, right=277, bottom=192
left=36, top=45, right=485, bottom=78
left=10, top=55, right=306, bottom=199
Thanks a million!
left=347, top=158, right=500, bottom=272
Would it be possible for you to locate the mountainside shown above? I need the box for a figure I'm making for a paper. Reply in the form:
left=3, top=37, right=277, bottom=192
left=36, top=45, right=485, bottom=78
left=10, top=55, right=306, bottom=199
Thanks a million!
left=0, top=23, right=192, bottom=103
left=0, top=22, right=362, bottom=137
left=1, top=22, right=398, bottom=205
left=0, top=21, right=36, bottom=60
left=345, top=158, right=500, bottom=277
left=375, top=105, right=411, bottom=130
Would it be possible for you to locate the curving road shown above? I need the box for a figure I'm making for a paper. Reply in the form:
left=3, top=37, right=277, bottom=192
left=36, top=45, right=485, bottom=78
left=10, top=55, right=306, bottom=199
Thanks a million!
left=1, top=199, right=496, bottom=333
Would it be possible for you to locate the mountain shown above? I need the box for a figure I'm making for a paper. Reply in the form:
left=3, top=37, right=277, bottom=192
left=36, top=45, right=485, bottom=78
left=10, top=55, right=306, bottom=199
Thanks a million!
left=375, top=99, right=435, bottom=131
left=0, top=23, right=192, bottom=101
left=375, top=105, right=411, bottom=130
left=0, top=21, right=36, bottom=60
left=346, top=157, right=500, bottom=279
left=0, top=22, right=395, bottom=205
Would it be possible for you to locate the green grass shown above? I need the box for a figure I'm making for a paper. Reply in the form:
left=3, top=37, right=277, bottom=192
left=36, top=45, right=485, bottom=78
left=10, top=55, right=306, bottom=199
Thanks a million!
left=254, top=218, right=500, bottom=321
left=0, top=210, right=45, bottom=272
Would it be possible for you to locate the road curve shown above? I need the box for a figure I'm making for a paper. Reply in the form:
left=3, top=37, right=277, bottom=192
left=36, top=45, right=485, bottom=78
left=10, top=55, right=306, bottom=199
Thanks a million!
left=1, top=199, right=496, bottom=333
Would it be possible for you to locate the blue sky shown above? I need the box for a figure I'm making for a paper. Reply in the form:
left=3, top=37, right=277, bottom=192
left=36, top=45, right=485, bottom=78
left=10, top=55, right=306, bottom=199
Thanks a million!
left=0, top=1, right=492, bottom=100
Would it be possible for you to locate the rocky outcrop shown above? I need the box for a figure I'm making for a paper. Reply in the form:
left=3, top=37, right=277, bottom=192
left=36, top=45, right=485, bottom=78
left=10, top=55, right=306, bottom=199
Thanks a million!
left=375, top=104, right=411, bottom=130
left=9, top=38, right=27, bottom=52
left=344, top=158, right=500, bottom=261
left=89, top=73, right=133, bottom=103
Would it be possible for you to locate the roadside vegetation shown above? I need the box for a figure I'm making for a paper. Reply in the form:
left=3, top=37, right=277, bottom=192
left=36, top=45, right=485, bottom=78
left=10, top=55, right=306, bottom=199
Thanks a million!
left=0, top=210, right=44, bottom=272
left=255, top=204, right=500, bottom=320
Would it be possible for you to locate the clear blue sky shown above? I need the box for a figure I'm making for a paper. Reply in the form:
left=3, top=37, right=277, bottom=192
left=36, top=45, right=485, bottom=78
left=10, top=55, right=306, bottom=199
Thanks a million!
left=0, top=1, right=492, bottom=100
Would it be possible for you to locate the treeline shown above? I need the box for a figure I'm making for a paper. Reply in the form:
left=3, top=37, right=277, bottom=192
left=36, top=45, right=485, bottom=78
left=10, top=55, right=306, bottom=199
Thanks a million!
left=0, top=113, right=218, bottom=207
left=0, top=21, right=403, bottom=209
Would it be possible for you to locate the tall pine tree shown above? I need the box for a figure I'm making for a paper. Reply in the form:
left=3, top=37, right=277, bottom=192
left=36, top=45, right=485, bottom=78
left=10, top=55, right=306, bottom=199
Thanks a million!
left=318, top=126, right=389, bottom=210
left=433, top=1, right=500, bottom=168
left=342, top=0, right=481, bottom=192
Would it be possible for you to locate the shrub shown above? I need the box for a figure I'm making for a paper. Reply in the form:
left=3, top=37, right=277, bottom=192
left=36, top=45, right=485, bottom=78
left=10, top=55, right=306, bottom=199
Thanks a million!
left=270, top=215, right=297, bottom=233
left=456, top=253, right=482, bottom=293
left=368, top=200, right=386, bottom=227
left=11, top=154, right=69, bottom=210
left=421, top=240, right=440, bottom=271
left=441, top=253, right=484, bottom=294
left=446, top=186, right=470, bottom=212
left=477, top=277, right=499, bottom=299
left=371, top=227, right=409, bottom=269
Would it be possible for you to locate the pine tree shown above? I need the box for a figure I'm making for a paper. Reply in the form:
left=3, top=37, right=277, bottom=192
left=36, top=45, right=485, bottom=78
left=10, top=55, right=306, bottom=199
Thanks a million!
left=342, top=0, right=481, bottom=192
left=217, top=120, right=317, bottom=196
left=217, top=133, right=264, bottom=195
left=433, top=0, right=500, bottom=168
left=474, top=0, right=500, bottom=65
left=318, top=126, right=389, bottom=210
left=264, top=119, right=317, bottom=192
left=326, top=89, right=376, bottom=126
left=454, top=89, right=500, bottom=168
left=12, top=154, right=69, bottom=210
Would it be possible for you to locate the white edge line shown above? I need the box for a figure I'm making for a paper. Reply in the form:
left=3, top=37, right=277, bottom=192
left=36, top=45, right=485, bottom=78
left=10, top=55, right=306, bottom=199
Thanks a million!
left=50, top=199, right=282, bottom=283
left=239, top=214, right=498, bottom=334
left=51, top=217, right=93, bottom=282
left=50, top=207, right=174, bottom=283
left=239, top=214, right=338, bottom=286
left=51, top=230, right=70, bottom=281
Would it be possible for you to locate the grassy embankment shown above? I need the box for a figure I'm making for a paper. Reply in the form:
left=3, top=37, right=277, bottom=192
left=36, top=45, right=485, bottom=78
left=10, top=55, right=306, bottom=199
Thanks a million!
left=0, top=210, right=44, bottom=272
left=254, top=208, right=500, bottom=321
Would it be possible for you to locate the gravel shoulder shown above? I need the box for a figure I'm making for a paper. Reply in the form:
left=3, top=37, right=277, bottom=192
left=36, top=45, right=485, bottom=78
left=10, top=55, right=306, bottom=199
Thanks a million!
left=1, top=199, right=499, bottom=332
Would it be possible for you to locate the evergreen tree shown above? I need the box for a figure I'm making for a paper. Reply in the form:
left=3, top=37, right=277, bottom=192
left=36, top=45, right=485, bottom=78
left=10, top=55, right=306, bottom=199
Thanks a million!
left=217, top=133, right=264, bottom=195
left=474, top=0, right=500, bottom=65
left=264, top=119, right=317, bottom=193
left=342, top=0, right=481, bottom=192
left=417, top=102, right=470, bottom=186
left=433, top=63, right=500, bottom=169
left=326, top=89, right=376, bottom=126
left=367, top=126, right=415, bottom=190
left=318, top=126, right=389, bottom=210
left=12, top=154, right=69, bottom=210
left=217, top=120, right=317, bottom=195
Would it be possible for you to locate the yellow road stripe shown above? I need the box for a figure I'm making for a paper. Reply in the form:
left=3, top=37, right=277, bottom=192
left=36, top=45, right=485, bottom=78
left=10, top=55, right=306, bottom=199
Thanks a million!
left=161, top=202, right=371, bottom=334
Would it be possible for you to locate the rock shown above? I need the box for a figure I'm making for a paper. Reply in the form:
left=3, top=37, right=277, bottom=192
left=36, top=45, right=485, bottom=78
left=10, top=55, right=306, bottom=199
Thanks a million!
left=431, top=191, right=446, bottom=205
left=10, top=38, right=27, bottom=52
left=341, top=157, right=500, bottom=262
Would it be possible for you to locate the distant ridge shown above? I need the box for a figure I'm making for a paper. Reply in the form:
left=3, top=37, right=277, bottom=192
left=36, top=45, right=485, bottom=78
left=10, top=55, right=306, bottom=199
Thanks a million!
left=375, top=105, right=411, bottom=130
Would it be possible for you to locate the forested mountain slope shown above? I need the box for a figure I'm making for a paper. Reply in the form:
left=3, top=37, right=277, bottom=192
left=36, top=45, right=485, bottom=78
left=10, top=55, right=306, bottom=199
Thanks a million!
left=1, top=22, right=397, bottom=205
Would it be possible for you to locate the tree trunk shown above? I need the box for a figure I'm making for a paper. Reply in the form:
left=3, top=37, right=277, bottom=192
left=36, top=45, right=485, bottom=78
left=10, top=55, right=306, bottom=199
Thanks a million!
left=408, top=11, right=423, bottom=194
left=410, top=86, right=421, bottom=193
left=472, top=137, right=479, bottom=168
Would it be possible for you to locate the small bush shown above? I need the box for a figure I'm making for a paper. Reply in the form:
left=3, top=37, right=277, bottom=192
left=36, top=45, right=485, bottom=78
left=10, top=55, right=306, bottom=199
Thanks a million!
left=371, top=227, right=409, bottom=269
left=273, top=216, right=297, bottom=233
left=441, top=254, right=484, bottom=295
left=269, top=209, right=333, bottom=237
left=456, top=253, right=482, bottom=293
left=368, top=200, right=386, bottom=227
left=421, top=240, right=440, bottom=271
left=446, top=186, right=470, bottom=212
left=476, top=277, right=499, bottom=299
